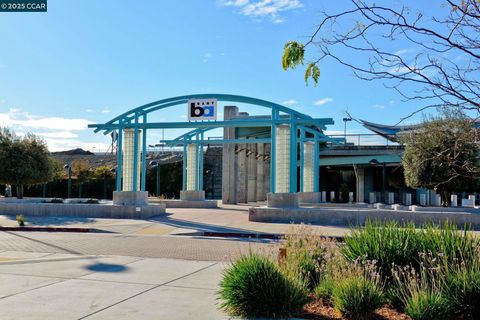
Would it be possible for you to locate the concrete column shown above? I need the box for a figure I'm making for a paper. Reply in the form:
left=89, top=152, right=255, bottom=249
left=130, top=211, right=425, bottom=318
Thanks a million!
left=222, top=105, right=238, bottom=204
left=303, top=142, right=315, bottom=192
left=122, top=129, right=142, bottom=191
left=186, top=143, right=197, bottom=191
left=275, top=125, right=290, bottom=193
left=256, top=143, right=265, bottom=201
left=264, top=144, right=271, bottom=195
left=247, top=143, right=257, bottom=202
left=356, top=166, right=365, bottom=203
left=236, top=144, right=248, bottom=203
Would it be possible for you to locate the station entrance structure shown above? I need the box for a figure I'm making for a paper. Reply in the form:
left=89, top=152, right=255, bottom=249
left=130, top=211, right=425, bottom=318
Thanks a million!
left=89, top=94, right=340, bottom=207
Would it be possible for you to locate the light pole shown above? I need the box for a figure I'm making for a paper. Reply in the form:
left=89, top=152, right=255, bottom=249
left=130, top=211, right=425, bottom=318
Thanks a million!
left=150, top=160, right=160, bottom=197
left=343, top=117, right=352, bottom=142
left=63, top=164, right=72, bottom=198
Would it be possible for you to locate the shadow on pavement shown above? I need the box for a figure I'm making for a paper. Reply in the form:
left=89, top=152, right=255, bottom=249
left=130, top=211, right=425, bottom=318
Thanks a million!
left=148, top=215, right=269, bottom=235
left=85, top=262, right=128, bottom=273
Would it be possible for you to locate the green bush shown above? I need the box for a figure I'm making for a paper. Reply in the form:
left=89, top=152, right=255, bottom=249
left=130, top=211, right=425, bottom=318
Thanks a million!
left=16, top=214, right=25, bottom=226
left=314, top=275, right=336, bottom=303
left=218, top=253, right=308, bottom=318
left=339, top=183, right=349, bottom=203
left=282, top=226, right=327, bottom=291
left=443, top=262, right=480, bottom=319
left=332, top=273, right=384, bottom=319
left=342, top=220, right=421, bottom=282
left=342, top=220, right=480, bottom=285
left=403, top=290, right=449, bottom=320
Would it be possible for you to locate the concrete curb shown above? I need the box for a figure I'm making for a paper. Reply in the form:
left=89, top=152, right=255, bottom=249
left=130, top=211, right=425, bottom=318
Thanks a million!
left=0, top=226, right=91, bottom=233
left=201, top=231, right=344, bottom=241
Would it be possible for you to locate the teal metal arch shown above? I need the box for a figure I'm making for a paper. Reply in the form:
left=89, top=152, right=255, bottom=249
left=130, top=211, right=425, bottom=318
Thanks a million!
left=89, top=93, right=338, bottom=196
left=94, top=93, right=313, bottom=135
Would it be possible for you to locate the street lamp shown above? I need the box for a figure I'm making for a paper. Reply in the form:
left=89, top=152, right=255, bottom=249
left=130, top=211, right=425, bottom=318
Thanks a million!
left=63, top=164, right=72, bottom=198
left=150, top=160, right=160, bottom=197
left=343, top=117, right=352, bottom=141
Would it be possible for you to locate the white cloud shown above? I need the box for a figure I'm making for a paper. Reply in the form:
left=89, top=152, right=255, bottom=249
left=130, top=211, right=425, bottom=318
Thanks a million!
left=0, top=108, right=96, bottom=151
left=45, top=138, right=111, bottom=152
left=373, top=104, right=385, bottom=109
left=314, top=97, right=333, bottom=106
left=85, top=108, right=93, bottom=113
left=282, top=99, right=297, bottom=106
left=218, top=0, right=303, bottom=22
left=101, top=108, right=111, bottom=114
left=0, top=108, right=90, bottom=131
left=37, top=131, right=79, bottom=139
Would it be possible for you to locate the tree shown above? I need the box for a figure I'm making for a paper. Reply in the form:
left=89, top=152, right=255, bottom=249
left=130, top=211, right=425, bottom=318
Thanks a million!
left=0, top=128, right=55, bottom=198
left=401, top=113, right=480, bottom=206
left=282, top=0, right=480, bottom=117
left=93, top=166, right=115, bottom=179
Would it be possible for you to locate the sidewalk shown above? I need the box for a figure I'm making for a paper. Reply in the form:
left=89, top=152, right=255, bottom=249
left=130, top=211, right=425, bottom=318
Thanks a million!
left=0, top=203, right=351, bottom=238
left=0, top=251, right=229, bottom=319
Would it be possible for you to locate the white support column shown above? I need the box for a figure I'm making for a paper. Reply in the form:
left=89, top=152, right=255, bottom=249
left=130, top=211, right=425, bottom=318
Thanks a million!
left=186, top=143, right=197, bottom=191
left=356, top=166, right=365, bottom=203
left=236, top=144, right=248, bottom=203
left=275, top=125, right=290, bottom=193
left=256, top=143, right=265, bottom=201
left=247, top=143, right=257, bottom=202
left=222, top=106, right=238, bottom=204
left=122, top=129, right=142, bottom=191
left=303, top=142, right=315, bottom=192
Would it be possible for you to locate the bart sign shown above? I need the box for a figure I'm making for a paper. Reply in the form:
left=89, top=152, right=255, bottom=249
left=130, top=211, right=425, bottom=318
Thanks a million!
left=188, top=99, right=217, bottom=121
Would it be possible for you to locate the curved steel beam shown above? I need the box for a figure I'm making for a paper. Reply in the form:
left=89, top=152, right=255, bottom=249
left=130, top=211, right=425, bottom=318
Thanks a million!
left=95, top=93, right=312, bottom=133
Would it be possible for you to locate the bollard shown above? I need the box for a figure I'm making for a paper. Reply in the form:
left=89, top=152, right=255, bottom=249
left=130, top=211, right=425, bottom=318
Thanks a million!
left=330, top=191, right=335, bottom=202
left=369, top=192, right=376, bottom=204
left=435, top=194, right=441, bottom=206
left=388, top=192, right=394, bottom=205
left=405, top=193, right=412, bottom=206
left=348, top=192, right=354, bottom=203
left=451, top=194, right=458, bottom=207
left=420, top=194, right=427, bottom=206
left=321, top=191, right=327, bottom=203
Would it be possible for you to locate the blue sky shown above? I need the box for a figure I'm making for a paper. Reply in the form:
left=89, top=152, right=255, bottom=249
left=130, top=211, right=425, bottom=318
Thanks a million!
left=0, top=0, right=446, bottom=151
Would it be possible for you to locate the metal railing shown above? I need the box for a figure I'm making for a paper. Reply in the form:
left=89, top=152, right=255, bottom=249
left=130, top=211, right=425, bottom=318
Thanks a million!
left=328, top=134, right=399, bottom=146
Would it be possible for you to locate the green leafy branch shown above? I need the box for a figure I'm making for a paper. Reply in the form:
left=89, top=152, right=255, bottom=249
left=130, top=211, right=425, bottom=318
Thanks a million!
left=282, top=41, right=320, bottom=86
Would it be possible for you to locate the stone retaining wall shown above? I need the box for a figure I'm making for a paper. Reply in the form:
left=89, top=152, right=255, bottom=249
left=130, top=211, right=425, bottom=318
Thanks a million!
left=0, top=202, right=165, bottom=219
left=249, top=207, right=480, bottom=229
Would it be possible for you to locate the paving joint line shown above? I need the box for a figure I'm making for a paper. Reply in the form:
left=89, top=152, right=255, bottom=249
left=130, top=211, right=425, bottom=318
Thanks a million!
left=78, top=262, right=218, bottom=319
left=5, top=231, right=83, bottom=255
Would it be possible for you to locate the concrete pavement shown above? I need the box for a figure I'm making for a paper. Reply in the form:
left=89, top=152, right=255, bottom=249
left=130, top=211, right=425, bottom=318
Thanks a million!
left=0, top=251, right=229, bottom=319
left=0, top=203, right=350, bottom=238
left=0, top=203, right=351, bottom=319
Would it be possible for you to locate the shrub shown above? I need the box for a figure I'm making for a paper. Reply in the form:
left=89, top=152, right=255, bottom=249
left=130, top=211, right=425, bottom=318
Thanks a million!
left=342, top=220, right=421, bottom=282
left=394, top=258, right=450, bottom=319
left=443, top=260, right=480, bottom=319
left=342, top=220, right=480, bottom=285
left=331, top=271, right=384, bottom=319
left=16, top=214, right=25, bottom=226
left=403, top=290, right=449, bottom=320
left=218, top=253, right=308, bottom=318
left=282, top=226, right=328, bottom=290
left=314, top=275, right=336, bottom=303
left=339, top=184, right=349, bottom=203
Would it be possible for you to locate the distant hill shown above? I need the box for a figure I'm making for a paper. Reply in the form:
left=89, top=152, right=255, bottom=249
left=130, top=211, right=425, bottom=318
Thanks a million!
left=51, top=148, right=94, bottom=156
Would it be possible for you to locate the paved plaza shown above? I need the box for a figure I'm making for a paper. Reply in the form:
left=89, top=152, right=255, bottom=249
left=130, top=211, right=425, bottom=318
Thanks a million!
left=0, top=251, right=228, bottom=319
left=0, top=205, right=349, bottom=319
